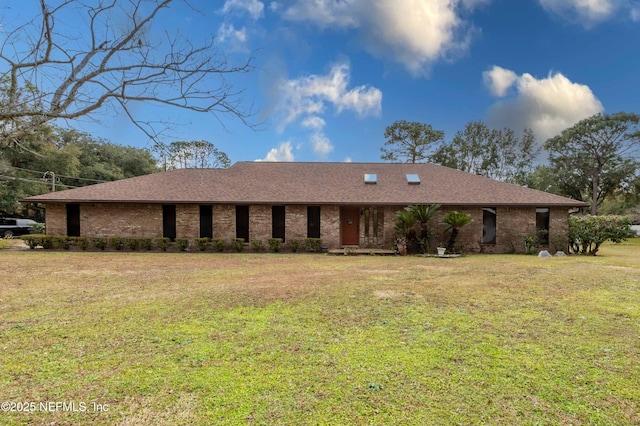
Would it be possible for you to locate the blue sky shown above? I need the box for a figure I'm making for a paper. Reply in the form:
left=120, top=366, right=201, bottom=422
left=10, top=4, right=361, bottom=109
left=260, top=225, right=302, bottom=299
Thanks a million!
left=6, top=0, right=640, bottom=163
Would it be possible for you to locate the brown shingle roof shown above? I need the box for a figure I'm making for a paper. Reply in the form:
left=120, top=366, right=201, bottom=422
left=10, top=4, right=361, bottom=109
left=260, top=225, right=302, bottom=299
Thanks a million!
left=23, top=162, right=588, bottom=207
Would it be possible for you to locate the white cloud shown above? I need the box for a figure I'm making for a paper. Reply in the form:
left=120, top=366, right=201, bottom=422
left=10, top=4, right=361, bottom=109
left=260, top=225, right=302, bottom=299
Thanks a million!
left=217, top=23, right=247, bottom=45
left=258, top=142, right=295, bottom=161
left=276, top=59, right=382, bottom=131
left=301, top=116, right=326, bottom=130
left=484, top=67, right=604, bottom=143
left=483, top=66, right=518, bottom=97
left=537, top=0, right=624, bottom=26
left=279, top=0, right=484, bottom=76
left=310, top=132, right=334, bottom=155
left=222, top=0, right=265, bottom=20
left=344, top=156, right=352, bottom=162
left=631, top=5, right=640, bottom=20
left=282, top=0, right=358, bottom=28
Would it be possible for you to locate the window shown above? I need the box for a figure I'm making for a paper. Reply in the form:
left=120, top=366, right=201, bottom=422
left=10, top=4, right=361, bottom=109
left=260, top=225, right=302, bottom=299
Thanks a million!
left=67, top=204, right=81, bottom=237
left=482, top=207, right=496, bottom=244
left=236, top=206, right=249, bottom=241
left=162, top=205, right=176, bottom=240
left=272, top=206, right=286, bottom=241
left=364, top=174, right=377, bottom=184
left=307, top=206, right=321, bottom=238
left=536, top=208, right=550, bottom=245
left=199, top=205, right=213, bottom=239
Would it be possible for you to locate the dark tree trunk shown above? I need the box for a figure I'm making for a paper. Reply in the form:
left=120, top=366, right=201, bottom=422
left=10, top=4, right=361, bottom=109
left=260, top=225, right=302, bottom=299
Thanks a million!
left=446, top=227, right=459, bottom=253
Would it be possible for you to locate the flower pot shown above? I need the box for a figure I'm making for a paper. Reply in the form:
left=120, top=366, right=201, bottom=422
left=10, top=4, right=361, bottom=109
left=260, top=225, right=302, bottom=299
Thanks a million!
left=437, top=247, right=446, bottom=256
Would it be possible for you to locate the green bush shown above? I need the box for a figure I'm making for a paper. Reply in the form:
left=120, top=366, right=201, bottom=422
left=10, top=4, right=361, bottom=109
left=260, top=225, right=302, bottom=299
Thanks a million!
left=250, top=239, right=264, bottom=252
left=194, top=238, right=209, bottom=251
left=155, top=237, right=170, bottom=251
left=22, top=234, right=44, bottom=249
left=175, top=238, right=189, bottom=252
left=139, top=238, right=153, bottom=250
left=568, top=215, right=632, bottom=256
left=92, top=237, right=107, bottom=251
left=28, top=222, right=45, bottom=234
left=52, top=236, right=71, bottom=250
left=73, top=237, right=89, bottom=250
left=124, top=238, right=139, bottom=251
left=212, top=238, right=225, bottom=252
left=304, top=238, right=323, bottom=252
left=41, top=236, right=53, bottom=249
left=288, top=238, right=301, bottom=253
left=268, top=238, right=283, bottom=252
left=108, top=237, right=124, bottom=250
left=523, top=235, right=537, bottom=255
left=231, top=238, right=245, bottom=252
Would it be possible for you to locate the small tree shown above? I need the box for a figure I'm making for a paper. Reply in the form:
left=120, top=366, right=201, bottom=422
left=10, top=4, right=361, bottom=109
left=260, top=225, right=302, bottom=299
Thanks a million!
left=568, top=215, right=632, bottom=255
left=442, top=211, right=473, bottom=253
left=380, top=120, right=444, bottom=163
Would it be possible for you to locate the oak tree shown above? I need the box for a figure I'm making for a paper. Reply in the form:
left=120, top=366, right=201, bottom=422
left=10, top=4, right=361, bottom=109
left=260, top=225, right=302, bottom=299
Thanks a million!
left=544, top=112, right=640, bottom=215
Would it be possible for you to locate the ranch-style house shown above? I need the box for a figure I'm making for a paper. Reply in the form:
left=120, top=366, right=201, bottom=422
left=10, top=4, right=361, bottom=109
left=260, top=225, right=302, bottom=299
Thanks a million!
left=24, top=162, right=588, bottom=253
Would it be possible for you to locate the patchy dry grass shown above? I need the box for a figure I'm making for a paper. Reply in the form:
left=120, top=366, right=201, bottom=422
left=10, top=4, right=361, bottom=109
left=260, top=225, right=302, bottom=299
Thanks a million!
left=1, top=241, right=639, bottom=425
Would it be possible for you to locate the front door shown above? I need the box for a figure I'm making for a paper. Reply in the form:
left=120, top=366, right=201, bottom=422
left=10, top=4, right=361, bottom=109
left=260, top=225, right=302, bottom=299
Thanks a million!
left=341, top=207, right=360, bottom=246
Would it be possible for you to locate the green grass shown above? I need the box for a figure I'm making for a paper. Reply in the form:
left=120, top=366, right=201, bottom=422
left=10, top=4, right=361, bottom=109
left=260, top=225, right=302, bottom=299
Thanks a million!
left=1, top=242, right=639, bottom=425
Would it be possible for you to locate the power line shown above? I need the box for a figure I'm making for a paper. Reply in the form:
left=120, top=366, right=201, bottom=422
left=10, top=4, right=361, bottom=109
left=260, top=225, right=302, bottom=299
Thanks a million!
left=7, top=166, right=108, bottom=183
left=0, top=174, right=79, bottom=188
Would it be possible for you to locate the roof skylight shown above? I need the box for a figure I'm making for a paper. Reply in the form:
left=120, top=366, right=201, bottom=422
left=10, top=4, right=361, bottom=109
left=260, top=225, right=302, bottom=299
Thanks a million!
left=364, top=173, right=377, bottom=184
left=406, top=174, right=420, bottom=184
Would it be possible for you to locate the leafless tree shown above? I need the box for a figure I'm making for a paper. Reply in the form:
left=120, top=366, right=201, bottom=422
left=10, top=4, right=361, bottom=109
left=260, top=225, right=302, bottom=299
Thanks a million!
left=0, top=0, right=255, bottom=148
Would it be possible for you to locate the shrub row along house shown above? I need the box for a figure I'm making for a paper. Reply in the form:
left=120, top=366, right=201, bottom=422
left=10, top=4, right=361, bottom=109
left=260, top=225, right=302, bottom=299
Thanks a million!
left=24, top=162, right=587, bottom=253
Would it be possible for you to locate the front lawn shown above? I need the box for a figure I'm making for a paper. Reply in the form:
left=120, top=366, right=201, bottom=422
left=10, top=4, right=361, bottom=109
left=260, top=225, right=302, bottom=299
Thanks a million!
left=1, top=243, right=639, bottom=424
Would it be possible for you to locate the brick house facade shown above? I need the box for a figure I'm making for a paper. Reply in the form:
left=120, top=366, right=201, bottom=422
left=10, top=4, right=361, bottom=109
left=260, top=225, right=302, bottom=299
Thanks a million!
left=25, top=162, right=587, bottom=253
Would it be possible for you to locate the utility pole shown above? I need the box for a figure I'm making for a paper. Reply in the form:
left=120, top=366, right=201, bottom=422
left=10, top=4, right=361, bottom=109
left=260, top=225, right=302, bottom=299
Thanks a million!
left=43, top=171, right=56, bottom=191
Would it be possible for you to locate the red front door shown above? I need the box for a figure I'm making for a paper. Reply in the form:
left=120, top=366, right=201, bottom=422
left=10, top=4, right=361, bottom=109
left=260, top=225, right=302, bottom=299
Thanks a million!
left=341, top=207, right=360, bottom=246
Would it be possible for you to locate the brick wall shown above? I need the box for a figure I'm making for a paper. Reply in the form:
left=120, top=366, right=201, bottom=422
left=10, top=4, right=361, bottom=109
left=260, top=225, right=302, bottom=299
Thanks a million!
left=45, top=203, right=67, bottom=235
left=176, top=204, right=199, bottom=239
left=43, top=201, right=570, bottom=253
left=285, top=205, right=306, bottom=240
left=249, top=205, right=271, bottom=241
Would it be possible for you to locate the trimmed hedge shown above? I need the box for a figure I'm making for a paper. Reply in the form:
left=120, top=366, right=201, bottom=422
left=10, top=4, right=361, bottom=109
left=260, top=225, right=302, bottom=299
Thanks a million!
left=20, top=235, right=328, bottom=254
left=305, top=238, right=323, bottom=252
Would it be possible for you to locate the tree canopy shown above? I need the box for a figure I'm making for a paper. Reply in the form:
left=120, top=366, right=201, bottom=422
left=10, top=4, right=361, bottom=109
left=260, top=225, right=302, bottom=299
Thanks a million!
left=380, top=120, right=444, bottom=163
left=0, top=125, right=158, bottom=216
left=0, top=0, right=254, bottom=148
left=431, top=121, right=538, bottom=184
left=158, top=140, right=231, bottom=169
left=544, top=112, right=640, bottom=215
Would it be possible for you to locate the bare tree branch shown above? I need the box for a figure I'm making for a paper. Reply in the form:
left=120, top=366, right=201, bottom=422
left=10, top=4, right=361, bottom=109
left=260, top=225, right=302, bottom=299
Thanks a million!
left=0, top=0, right=255, bottom=148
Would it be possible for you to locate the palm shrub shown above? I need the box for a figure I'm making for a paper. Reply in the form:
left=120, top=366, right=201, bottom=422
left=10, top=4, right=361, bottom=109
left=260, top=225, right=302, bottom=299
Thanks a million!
left=395, top=204, right=440, bottom=254
left=407, top=204, right=440, bottom=252
left=442, top=211, right=473, bottom=253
